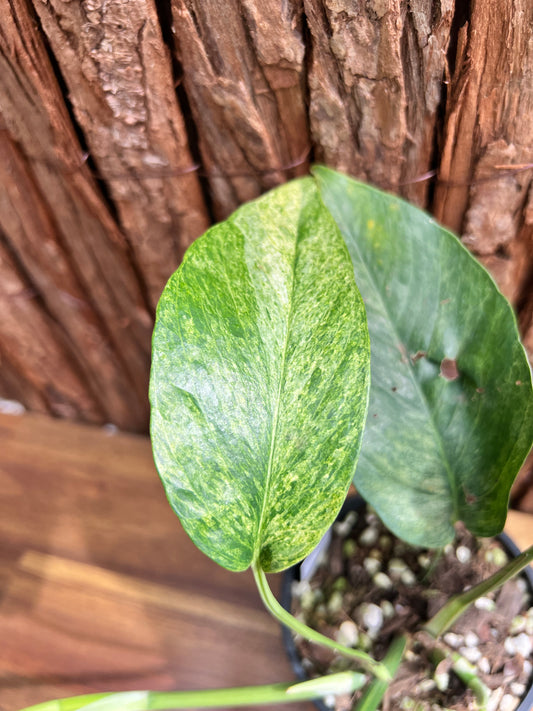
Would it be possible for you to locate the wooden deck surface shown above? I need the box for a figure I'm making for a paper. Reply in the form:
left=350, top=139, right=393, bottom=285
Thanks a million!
left=0, top=413, right=531, bottom=711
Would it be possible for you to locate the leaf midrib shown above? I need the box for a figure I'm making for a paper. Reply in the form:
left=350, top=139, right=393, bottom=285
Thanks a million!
left=252, top=225, right=301, bottom=567
left=336, top=201, right=459, bottom=520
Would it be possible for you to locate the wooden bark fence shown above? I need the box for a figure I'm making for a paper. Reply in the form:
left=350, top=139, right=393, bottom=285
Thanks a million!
left=1, top=0, right=532, bottom=435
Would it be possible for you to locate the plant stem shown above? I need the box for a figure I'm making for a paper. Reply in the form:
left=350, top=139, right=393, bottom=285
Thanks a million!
left=352, top=635, right=407, bottom=711
left=424, top=543, right=533, bottom=638
left=451, top=654, right=489, bottom=711
left=17, top=673, right=367, bottom=711
left=421, top=548, right=444, bottom=585
left=431, top=646, right=490, bottom=711
left=251, top=562, right=391, bottom=681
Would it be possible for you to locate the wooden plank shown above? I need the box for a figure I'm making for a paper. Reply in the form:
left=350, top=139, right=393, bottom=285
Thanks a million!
left=14, top=551, right=275, bottom=636
left=0, top=413, right=250, bottom=595
left=0, top=413, right=309, bottom=711
left=0, top=552, right=290, bottom=709
left=505, top=509, right=533, bottom=554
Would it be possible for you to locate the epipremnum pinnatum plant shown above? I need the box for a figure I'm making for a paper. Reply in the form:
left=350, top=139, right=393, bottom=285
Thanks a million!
left=313, top=167, right=533, bottom=548
left=21, top=169, right=533, bottom=711
left=150, top=177, right=371, bottom=575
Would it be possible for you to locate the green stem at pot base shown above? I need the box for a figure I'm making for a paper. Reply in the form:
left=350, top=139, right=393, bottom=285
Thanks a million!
left=251, top=562, right=391, bottom=682
left=17, top=673, right=367, bottom=711
left=431, top=646, right=490, bottom=711
left=451, top=654, right=489, bottom=711
left=352, top=634, right=407, bottom=711
left=424, top=543, right=533, bottom=638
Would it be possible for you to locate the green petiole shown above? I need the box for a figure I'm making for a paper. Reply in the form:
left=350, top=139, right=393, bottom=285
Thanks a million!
left=424, top=543, right=533, bottom=638
left=431, top=645, right=490, bottom=711
left=451, top=654, right=489, bottom=711
left=17, top=673, right=366, bottom=711
left=252, top=561, right=391, bottom=682
left=352, top=634, right=407, bottom=711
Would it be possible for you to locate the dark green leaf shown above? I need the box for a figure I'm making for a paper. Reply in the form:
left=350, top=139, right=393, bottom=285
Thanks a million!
left=150, top=178, right=370, bottom=572
left=314, top=166, right=533, bottom=547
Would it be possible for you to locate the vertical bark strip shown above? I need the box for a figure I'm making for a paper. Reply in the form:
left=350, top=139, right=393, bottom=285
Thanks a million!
left=32, top=0, right=210, bottom=308
left=303, top=0, right=454, bottom=204
left=0, top=0, right=153, bottom=430
left=169, top=0, right=310, bottom=218
left=433, top=0, right=533, bottom=306
left=0, top=238, right=104, bottom=422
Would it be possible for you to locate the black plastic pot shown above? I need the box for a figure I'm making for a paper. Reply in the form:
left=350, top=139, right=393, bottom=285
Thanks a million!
left=280, top=497, right=533, bottom=711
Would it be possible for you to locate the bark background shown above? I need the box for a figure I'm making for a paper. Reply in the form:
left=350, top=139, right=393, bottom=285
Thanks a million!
left=0, top=1, right=532, bottom=470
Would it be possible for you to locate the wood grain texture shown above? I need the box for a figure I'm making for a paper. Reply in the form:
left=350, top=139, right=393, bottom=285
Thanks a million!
left=0, top=131, right=148, bottom=426
left=31, top=0, right=210, bottom=308
left=303, top=0, right=454, bottom=205
left=0, top=412, right=310, bottom=711
left=433, top=0, right=533, bottom=305
left=0, top=238, right=102, bottom=422
left=169, top=0, right=310, bottom=217
left=0, top=0, right=153, bottom=430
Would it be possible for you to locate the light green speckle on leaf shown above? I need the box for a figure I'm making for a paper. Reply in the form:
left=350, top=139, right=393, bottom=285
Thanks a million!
left=150, top=178, right=370, bottom=572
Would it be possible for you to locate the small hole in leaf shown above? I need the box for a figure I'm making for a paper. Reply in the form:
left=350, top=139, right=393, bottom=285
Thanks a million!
left=440, top=358, right=459, bottom=381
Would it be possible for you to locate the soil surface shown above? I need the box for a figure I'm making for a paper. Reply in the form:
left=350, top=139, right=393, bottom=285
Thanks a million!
left=290, top=502, right=533, bottom=711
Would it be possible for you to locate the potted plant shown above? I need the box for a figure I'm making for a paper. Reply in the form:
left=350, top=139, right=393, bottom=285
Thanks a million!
left=20, top=168, right=533, bottom=711
left=281, top=496, right=533, bottom=711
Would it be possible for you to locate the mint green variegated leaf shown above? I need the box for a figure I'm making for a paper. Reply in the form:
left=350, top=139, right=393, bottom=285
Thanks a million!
left=150, top=178, right=370, bottom=573
left=314, top=166, right=533, bottom=548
